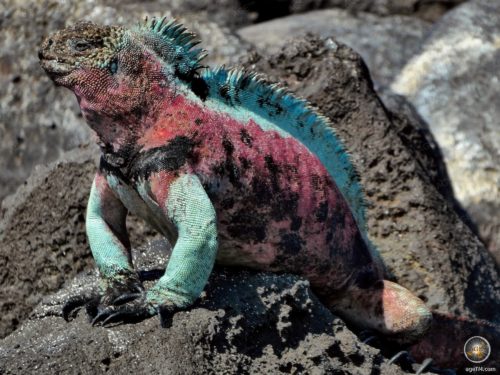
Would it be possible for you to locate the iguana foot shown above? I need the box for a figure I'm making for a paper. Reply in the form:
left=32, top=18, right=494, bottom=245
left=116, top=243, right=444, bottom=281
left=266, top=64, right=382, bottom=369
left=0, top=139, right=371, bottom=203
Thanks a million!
left=357, top=332, right=444, bottom=374
left=89, top=292, right=155, bottom=326
left=89, top=294, right=178, bottom=327
left=62, top=278, right=179, bottom=327
left=62, top=276, right=145, bottom=323
left=87, top=277, right=151, bottom=326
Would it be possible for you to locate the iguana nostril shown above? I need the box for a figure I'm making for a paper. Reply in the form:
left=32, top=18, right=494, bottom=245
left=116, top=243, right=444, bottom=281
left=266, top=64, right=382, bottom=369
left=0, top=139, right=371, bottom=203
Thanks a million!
left=38, top=38, right=54, bottom=60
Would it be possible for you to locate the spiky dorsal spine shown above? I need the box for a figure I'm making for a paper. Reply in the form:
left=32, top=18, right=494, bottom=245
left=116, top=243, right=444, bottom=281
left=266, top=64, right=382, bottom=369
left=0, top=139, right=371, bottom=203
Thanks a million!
left=202, top=67, right=368, bottom=230
left=133, top=17, right=206, bottom=78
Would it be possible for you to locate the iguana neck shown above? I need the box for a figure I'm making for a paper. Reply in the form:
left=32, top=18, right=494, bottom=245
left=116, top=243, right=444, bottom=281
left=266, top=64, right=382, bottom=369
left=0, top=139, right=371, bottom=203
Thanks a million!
left=76, top=74, right=177, bottom=165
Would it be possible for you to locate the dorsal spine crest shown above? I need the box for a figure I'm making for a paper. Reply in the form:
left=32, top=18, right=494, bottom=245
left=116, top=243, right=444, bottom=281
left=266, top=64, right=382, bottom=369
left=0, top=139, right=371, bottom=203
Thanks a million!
left=202, top=66, right=368, bottom=230
left=133, top=16, right=206, bottom=78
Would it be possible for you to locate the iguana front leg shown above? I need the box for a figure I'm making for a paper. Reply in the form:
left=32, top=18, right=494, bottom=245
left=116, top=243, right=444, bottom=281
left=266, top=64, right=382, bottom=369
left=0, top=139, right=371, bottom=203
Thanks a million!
left=64, top=172, right=142, bottom=321
left=146, top=173, right=219, bottom=309
left=91, top=173, right=219, bottom=326
left=87, top=173, right=138, bottom=289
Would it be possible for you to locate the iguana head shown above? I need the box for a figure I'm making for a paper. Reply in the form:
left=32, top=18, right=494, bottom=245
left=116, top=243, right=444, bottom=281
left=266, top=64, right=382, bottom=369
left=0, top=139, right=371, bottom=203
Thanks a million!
left=39, top=21, right=125, bottom=89
left=39, top=18, right=205, bottom=152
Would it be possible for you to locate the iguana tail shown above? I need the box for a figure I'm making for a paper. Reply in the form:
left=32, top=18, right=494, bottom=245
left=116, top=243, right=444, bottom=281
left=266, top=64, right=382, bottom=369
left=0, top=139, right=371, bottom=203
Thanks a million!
left=409, top=311, right=499, bottom=370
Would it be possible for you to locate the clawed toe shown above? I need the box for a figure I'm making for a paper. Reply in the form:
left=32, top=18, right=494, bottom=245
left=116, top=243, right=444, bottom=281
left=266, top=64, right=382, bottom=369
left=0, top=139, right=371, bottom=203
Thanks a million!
left=102, top=305, right=151, bottom=326
left=357, top=332, right=442, bottom=374
left=91, top=299, right=155, bottom=327
left=158, top=304, right=178, bottom=328
left=63, top=288, right=178, bottom=328
left=112, top=292, right=143, bottom=306
left=91, top=306, right=116, bottom=326
left=62, top=293, right=99, bottom=322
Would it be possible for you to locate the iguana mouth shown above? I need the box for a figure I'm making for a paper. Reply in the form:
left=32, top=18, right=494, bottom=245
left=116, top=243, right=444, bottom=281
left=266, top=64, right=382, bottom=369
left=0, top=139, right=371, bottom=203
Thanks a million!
left=38, top=46, right=75, bottom=76
left=39, top=58, right=74, bottom=76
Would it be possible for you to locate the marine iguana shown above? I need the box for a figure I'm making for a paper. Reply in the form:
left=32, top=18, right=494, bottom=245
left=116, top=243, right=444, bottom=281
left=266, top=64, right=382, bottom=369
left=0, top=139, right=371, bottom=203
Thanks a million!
left=38, top=17, right=434, bottom=345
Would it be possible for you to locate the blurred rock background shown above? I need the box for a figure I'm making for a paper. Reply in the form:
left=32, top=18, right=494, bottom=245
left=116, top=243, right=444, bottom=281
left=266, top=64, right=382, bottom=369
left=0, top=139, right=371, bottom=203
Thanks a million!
left=0, top=0, right=499, bottom=372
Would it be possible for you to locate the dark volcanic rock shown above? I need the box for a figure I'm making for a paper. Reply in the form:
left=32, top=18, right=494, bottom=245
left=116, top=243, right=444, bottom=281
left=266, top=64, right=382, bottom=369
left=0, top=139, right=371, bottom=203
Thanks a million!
left=241, top=35, right=500, bottom=322
left=0, top=146, right=156, bottom=338
left=0, top=0, right=250, bottom=204
left=376, top=88, right=454, bottom=201
left=376, top=88, right=475, bottom=229
left=391, top=0, right=500, bottom=265
left=0, top=147, right=96, bottom=338
left=238, top=9, right=430, bottom=88
left=0, top=240, right=411, bottom=375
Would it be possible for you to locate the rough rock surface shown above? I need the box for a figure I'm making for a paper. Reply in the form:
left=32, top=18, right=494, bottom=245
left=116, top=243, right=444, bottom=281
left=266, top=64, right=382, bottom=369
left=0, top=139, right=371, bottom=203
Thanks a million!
left=289, top=0, right=466, bottom=21
left=241, top=36, right=500, bottom=322
left=0, top=147, right=96, bottom=338
left=391, top=0, right=500, bottom=264
left=0, top=0, right=251, bottom=203
left=238, top=9, right=430, bottom=88
left=0, top=240, right=415, bottom=375
left=0, top=146, right=157, bottom=338
left=376, top=88, right=475, bottom=229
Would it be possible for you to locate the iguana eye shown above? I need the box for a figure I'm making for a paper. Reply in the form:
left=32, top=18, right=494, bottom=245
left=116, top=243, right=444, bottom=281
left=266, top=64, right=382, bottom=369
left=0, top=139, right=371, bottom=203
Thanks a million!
left=72, top=40, right=93, bottom=52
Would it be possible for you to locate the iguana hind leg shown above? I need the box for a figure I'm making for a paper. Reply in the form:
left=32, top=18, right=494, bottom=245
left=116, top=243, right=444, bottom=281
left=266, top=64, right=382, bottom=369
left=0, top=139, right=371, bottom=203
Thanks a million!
left=329, top=280, right=432, bottom=344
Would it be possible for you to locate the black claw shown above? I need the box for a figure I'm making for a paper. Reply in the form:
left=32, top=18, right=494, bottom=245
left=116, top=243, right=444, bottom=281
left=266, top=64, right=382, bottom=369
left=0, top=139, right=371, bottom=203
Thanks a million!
left=112, top=292, right=142, bottom=306
left=102, top=311, right=125, bottom=327
left=85, top=297, right=100, bottom=319
left=90, top=297, right=156, bottom=327
left=91, top=307, right=116, bottom=326
left=362, top=335, right=377, bottom=344
left=358, top=329, right=379, bottom=344
left=388, top=350, right=409, bottom=365
left=100, top=306, right=151, bottom=326
left=62, top=301, right=81, bottom=322
left=91, top=316, right=100, bottom=326
left=62, top=294, right=98, bottom=321
left=415, top=358, right=433, bottom=375
left=131, top=284, right=145, bottom=294
left=159, top=304, right=177, bottom=328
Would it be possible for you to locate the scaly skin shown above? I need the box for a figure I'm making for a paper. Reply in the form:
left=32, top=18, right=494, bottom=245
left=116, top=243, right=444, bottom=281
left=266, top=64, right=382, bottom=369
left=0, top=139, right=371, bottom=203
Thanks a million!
left=39, top=18, right=433, bottom=349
